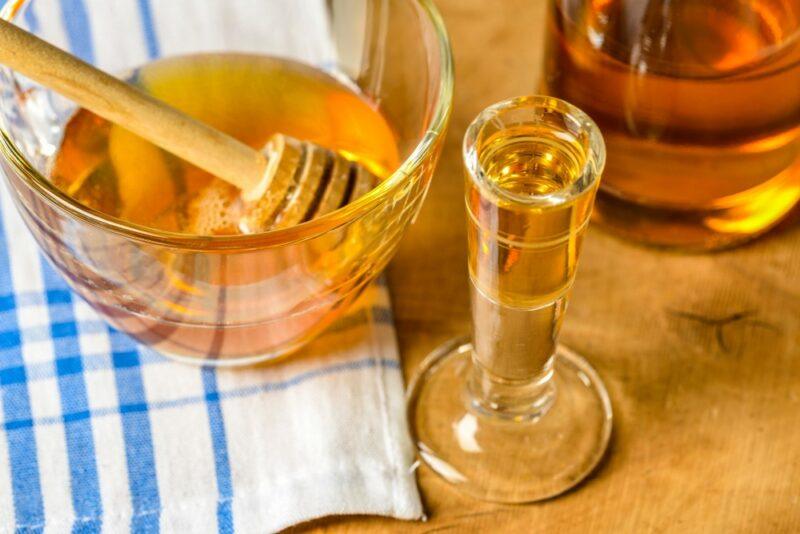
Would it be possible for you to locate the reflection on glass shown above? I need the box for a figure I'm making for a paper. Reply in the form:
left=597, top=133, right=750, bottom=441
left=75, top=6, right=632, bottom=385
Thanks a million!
left=544, top=0, right=800, bottom=250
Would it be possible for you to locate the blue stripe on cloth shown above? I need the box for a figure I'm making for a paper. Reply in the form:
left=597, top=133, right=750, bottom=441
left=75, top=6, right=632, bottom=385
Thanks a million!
left=0, top=305, right=392, bottom=378
left=1, top=350, right=163, bottom=385
left=0, top=289, right=71, bottom=313
left=202, top=370, right=233, bottom=534
left=0, top=208, right=45, bottom=527
left=52, top=6, right=104, bottom=527
left=58, top=0, right=95, bottom=63
left=136, top=0, right=161, bottom=60
left=108, top=332, right=161, bottom=533
left=56, top=3, right=160, bottom=529
left=202, top=274, right=235, bottom=532
left=0, top=320, right=109, bottom=351
left=3, top=358, right=400, bottom=431
left=23, top=3, right=40, bottom=32
left=42, top=266, right=103, bottom=533
left=0, top=306, right=392, bottom=356
left=0, top=308, right=393, bottom=347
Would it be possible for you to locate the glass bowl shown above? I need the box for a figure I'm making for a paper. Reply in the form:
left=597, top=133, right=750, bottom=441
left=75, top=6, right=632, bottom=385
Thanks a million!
left=0, top=0, right=453, bottom=365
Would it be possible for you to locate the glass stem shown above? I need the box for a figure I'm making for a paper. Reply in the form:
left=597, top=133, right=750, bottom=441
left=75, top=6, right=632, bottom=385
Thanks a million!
left=468, top=280, right=566, bottom=420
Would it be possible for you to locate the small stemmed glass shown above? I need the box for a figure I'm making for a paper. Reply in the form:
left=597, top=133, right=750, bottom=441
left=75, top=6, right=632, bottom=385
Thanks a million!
left=407, top=96, right=612, bottom=503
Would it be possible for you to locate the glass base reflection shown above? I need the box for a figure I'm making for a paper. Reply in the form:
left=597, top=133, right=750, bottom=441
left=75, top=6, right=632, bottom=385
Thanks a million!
left=407, top=337, right=612, bottom=503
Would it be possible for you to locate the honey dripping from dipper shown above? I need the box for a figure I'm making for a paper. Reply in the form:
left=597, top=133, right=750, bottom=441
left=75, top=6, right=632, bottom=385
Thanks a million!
left=50, top=54, right=399, bottom=235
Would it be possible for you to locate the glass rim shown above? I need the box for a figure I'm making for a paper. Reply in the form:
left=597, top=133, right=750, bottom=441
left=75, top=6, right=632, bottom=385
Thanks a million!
left=0, top=0, right=454, bottom=251
left=463, top=95, right=606, bottom=209
left=553, top=2, right=800, bottom=82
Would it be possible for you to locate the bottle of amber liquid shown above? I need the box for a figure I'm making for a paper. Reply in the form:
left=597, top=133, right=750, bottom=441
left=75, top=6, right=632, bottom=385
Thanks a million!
left=544, top=0, right=800, bottom=250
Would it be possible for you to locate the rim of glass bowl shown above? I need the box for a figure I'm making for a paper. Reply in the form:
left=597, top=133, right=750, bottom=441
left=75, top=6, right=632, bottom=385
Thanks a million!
left=0, top=0, right=454, bottom=251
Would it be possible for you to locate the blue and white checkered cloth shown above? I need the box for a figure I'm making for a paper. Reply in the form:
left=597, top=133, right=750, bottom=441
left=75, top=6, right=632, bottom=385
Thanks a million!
left=0, top=1, right=422, bottom=532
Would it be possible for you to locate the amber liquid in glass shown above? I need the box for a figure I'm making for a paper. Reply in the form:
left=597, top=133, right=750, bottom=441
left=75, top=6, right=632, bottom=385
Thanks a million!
left=50, top=53, right=399, bottom=234
left=407, top=97, right=610, bottom=503
left=46, top=54, right=400, bottom=359
left=545, top=0, right=800, bottom=249
left=467, top=124, right=596, bottom=385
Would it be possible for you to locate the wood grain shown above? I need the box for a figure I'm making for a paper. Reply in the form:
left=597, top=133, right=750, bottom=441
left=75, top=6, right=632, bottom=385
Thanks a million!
left=291, top=1, right=800, bottom=532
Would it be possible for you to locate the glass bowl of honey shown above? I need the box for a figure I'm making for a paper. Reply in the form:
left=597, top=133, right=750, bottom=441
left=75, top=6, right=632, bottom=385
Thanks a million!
left=0, top=0, right=453, bottom=364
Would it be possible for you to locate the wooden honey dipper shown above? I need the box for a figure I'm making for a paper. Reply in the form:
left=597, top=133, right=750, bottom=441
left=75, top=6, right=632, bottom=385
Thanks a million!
left=0, top=19, right=378, bottom=233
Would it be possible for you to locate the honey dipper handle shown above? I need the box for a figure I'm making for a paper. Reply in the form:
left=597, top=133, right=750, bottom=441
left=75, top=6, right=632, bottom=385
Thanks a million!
left=0, top=19, right=267, bottom=194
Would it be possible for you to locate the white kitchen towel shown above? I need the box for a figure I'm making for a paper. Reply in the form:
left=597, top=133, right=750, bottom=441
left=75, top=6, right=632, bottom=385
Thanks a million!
left=0, top=0, right=422, bottom=532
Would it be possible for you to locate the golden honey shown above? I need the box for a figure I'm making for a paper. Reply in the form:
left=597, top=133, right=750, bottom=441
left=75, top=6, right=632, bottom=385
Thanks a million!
left=51, top=53, right=399, bottom=235
left=467, top=117, right=598, bottom=379
left=42, top=53, right=402, bottom=360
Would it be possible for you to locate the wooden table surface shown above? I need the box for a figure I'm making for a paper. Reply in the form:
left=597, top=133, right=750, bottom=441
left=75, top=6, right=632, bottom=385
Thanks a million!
left=298, top=1, right=800, bottom=531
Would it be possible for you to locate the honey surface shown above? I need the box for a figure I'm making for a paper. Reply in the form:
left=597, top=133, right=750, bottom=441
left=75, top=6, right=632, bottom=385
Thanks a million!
left=50, top=53, right=399, bottom=235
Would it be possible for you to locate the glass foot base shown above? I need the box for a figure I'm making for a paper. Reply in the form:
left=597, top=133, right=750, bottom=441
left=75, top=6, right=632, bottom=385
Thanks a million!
left=407, top=337, right=613, bottom=503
